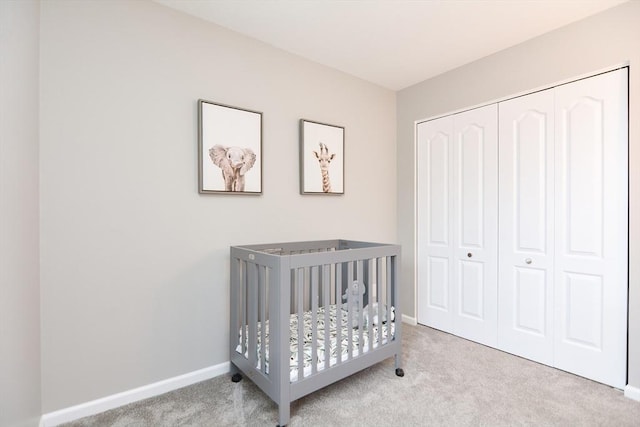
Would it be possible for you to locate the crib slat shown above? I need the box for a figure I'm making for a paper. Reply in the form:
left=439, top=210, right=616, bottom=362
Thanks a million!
left=387, top=256, right=392, bottom=340
left=297, top=267, right=304, bottom=381
left=366, top=258, right=373, bottom=351
left=311, top=266, right=318, bottom=375
left=323, top=264, right=330, bottom=369
left=259, top=265, right=267, bottom=373
left=248, top=263, right=258, bottom=370
left=357, top=260, right=364, bottom=356
left=335, top=262, right=343, bottom=365
left=377, top=257, right=383, bottom=345
left=347, top=261, right=353, bottom=360
left=241, top=260, right=247, bottom=355
left=361, top=259, right=375, bottom=351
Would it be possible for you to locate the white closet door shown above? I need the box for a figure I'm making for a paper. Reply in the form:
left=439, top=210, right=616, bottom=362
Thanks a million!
left=416, top=105, right=498, bottom=346
left=451, top=105, right=498, bottom=347
left=498, top=90, right=555, bottom=364
left=553, top=69, right=628, bottom=388
left=416, top=115, right=454, bottom=331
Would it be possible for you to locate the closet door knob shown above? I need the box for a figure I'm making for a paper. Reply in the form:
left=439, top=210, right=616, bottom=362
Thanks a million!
left=525, top=258, right=532, bottom=264
left=467, top=253, right=473, bottom=258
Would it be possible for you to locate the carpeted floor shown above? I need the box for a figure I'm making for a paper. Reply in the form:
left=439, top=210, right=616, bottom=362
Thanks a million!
left=64, top=324, right=640, bottom=426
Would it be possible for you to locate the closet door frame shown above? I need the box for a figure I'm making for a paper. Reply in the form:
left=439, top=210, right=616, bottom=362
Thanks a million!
left=414, top=66, right=629, bottom=389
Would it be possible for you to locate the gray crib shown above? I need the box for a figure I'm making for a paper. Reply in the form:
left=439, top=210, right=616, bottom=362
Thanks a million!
left=229, top=239, right=403, bottom=426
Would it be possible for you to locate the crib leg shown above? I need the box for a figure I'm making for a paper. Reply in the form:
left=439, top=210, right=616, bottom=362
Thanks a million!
left=230, top=363, right=243, bottom=383
left=394, top=353, right=404, bottom=377
left=278, top=403, right=290, bottom=427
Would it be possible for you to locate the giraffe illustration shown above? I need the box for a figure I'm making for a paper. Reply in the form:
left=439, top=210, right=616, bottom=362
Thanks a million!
left=313, top=142, right=336, bottom=193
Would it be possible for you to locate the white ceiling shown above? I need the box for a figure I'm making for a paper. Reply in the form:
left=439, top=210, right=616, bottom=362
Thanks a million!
left=154, top=0, right=628, bottom=90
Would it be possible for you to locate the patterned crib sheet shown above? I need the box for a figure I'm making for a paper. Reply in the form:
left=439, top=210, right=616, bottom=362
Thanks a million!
left=236, top=305, right=396, bottom=382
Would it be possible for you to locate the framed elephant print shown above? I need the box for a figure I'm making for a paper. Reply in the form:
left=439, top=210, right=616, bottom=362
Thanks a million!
left=198, top=100, right=262, bottom=194
left=300, top=119, right=344, bottom=195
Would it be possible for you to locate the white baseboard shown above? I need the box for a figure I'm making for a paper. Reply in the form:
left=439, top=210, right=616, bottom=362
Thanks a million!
left=40, top=362, right=230, bottom=427
left=625, top=384, right=640, bottom=402
left=402, top=314, right=417, bottom=325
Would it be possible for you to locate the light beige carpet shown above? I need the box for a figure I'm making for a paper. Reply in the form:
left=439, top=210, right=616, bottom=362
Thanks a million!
left=64, top=324, right=640, bottom=426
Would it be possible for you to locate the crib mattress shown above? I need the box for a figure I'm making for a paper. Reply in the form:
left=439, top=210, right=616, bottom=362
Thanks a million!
left=236, top=305, right=395, bottom=382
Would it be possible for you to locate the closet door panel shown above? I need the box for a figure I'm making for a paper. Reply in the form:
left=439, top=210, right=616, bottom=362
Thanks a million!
left=554, top=69, right=628, bottom=388
left=428, top=134, right=450, bottom=246
left=427, top=256, right=449, bottom=310
left=563, top=97, right=604, bottom=256
left=417, top=116, right=454, bottom=331
left=498, top=90, right=555, bottom=364
left=563, top=272, right=603, bottom=349
left=452, top=105, right=498, bottom=347
left=459, top=260, right=484, bottom=319
left=513, top=268, right=547, bottom=334
left=459, top=125, right=484, bottom=247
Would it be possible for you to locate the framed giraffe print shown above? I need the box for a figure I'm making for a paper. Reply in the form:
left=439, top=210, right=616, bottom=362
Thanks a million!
left=198, top=99, right=263, bottom=195
left=300, top=119, right=345, bottom=195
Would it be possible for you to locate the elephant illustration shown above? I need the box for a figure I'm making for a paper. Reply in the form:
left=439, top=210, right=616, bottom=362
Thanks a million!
left=209, top=145, right=257, bottom=192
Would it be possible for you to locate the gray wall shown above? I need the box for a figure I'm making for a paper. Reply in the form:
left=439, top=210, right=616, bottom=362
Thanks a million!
left=39, top=0, right=396, bottom=412
left=397, top=1, right=640, bottom=389
left=0, top=1, right=41, bottom=426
